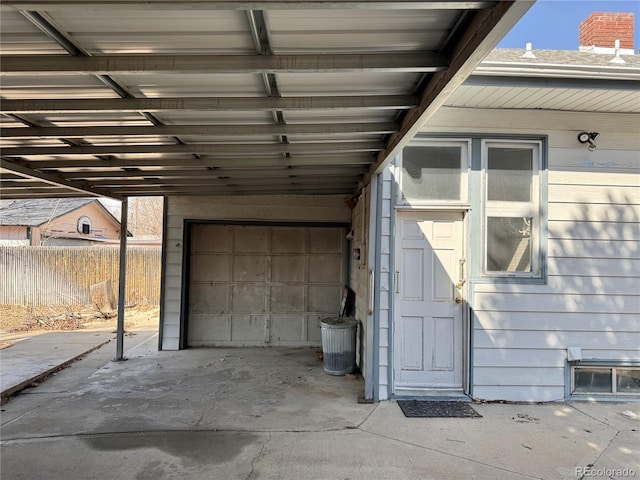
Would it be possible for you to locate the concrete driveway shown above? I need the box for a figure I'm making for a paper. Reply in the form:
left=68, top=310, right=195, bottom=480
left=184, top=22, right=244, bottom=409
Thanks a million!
left=1, top=335, right=639, bottom=480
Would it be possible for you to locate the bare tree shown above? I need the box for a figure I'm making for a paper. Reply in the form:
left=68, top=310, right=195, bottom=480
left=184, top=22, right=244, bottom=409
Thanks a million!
left=127, top=197, right=164, bottom=238
left=100, top=197, right=163, bottom=239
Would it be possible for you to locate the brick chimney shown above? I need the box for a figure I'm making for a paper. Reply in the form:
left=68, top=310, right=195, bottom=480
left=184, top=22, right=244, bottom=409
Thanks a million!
left=579, top=12, right=635, bottom=54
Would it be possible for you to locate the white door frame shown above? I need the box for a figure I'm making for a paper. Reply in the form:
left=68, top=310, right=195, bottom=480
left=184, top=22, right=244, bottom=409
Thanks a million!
left=391, top=209, right=470, bottom=397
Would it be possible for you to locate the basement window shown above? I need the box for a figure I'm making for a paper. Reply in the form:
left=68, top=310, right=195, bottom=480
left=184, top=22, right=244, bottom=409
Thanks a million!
left=572, top=366, right=640, bottom=396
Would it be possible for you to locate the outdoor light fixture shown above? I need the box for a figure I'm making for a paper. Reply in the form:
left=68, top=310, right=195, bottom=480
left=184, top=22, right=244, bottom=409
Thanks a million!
left=577, top=131, right=600, bottom=152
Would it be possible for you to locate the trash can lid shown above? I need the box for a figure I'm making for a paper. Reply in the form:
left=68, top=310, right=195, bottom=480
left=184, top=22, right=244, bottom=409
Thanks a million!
left=320, top=316, right=358, bottom=328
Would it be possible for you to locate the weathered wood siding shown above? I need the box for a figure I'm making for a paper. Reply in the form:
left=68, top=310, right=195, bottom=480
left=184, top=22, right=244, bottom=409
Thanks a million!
left=402, top=108, right=640, bottom=402
left=162, top=196, right=350, bottom=350
left=0, top=246, right=161, bottom=306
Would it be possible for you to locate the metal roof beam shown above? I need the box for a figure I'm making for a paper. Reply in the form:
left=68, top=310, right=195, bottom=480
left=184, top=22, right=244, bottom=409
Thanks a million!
left=59, top=166, right=367, bottom=179
left=29, top=154, right=375, bottom=169
left=108, top=184, right=357, bottom=196
left=0, top=189, right=87, bottom=198
left=0, top=158, right=121, bottom=199
left=1, top=53, right=447, bottom=75
left=74, top=177, right=361, bottom=187
left=1, top=122, right=398, bottom=139
left=1, top=95, right=416, bottom=114
left=1, top=2, right=494, bottom=11
left=3, top=141, right=384, bottom=157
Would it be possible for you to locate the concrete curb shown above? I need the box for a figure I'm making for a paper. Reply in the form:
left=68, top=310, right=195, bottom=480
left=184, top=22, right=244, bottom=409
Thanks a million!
left=1, top=338, right=112, bottom=400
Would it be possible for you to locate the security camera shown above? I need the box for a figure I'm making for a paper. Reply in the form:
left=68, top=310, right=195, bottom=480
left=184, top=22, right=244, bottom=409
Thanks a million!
left=577, top=131, right=600, bottom=151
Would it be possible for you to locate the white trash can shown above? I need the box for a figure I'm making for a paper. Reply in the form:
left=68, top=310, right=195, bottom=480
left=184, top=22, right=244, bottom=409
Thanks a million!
left=320, top=317, right=358, bottom=376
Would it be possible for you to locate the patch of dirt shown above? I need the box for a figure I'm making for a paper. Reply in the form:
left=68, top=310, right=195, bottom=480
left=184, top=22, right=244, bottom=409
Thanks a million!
left=0, top=304, right=159, bottom=334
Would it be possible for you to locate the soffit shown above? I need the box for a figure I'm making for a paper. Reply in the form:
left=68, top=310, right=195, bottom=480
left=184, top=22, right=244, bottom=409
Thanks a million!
left=447, top=48, right=640, bottom=113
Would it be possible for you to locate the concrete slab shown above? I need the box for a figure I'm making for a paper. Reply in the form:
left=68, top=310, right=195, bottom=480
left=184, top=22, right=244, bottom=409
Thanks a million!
left=1, top=347, right=373, bottom=439
left=2, top=344, right=639, bottom=480
left=1, top=331, right=115, bottom=398
left=359, top=401, right=640, bottom=480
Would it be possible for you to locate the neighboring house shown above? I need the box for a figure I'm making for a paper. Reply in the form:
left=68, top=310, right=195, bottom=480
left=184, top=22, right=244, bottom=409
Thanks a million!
left=0, top=198, right=129, bottom=246
left=158, top=12, right=639, bottom=403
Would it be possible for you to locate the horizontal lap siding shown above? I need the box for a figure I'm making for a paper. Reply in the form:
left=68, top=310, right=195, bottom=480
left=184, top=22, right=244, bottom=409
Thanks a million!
left=161, top=195, right=350, bottom=350
left=377, top=169, right=393, bottom=400
left=473, top=145, right=640, bottom=402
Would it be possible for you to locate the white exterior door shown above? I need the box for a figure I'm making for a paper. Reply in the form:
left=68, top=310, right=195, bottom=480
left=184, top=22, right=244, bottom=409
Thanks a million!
left=394, top=211, right=465, bottom=393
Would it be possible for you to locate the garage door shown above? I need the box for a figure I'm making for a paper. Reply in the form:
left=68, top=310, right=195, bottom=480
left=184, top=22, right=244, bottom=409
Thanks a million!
left=187, top=224, right=346, bottom=347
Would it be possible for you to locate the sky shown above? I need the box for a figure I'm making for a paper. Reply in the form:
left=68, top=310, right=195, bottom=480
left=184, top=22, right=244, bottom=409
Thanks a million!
left=498, top=0, right=640, bottom=50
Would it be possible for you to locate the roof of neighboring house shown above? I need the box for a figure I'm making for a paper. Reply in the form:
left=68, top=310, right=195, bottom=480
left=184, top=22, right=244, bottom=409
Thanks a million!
left=0, top=198, right=120, bottom=228
left=472, top=48, right=640, bottom=82
left=482, top=48, right=640, bottom=68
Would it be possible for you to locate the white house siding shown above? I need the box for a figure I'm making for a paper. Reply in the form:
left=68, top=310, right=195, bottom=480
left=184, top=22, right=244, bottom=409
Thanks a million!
left=376, top=169, right=394, bottom=400
left=161, top=195, right=350, bottom=350
left=381, top=107, right=640, bottom=402
left=0, top=226, right=29, bottom=245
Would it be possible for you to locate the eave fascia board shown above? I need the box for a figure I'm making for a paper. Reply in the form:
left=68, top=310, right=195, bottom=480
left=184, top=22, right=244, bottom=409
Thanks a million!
left=473, top=63, right=640, bottom=82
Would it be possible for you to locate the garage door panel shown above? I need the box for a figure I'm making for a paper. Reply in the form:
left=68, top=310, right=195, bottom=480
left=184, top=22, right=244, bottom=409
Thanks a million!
left=231, top=284, right=267, bottom=312
left=270, top=315, right=305, bottom=342
left=233, top=255, right=267, bottom=282
left=308, top=255, right=342, bottom=283
left=271, top=228, right=306, bottom=253
left=192, top=225, right=233, bottom=253
left=309, top=228, right=343, bottom=253
left=270, top=285, right=305, bottom=313
left=189, top=284, right=229, bottom=312
left=307, top=315, right=323, bottom=342
left=231, top=314, right=267, bottom=342
left=188, top=314, right=231, bottom=343
left=308, top=285, right=342, bottom=312
left=190, top=254, right=231, bottom=282
left=188, top=224, right=345, bottom=347
left=271, top=255, right=306, bottom=282
left=234, top=227, right=268, bottom=253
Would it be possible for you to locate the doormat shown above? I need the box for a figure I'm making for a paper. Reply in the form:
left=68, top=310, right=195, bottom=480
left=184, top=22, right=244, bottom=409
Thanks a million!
left=397, top=400, right=482, bottom=418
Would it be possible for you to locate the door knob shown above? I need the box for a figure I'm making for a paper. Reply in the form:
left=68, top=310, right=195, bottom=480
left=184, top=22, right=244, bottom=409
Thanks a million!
left=455, top=296, right=463, bottom=304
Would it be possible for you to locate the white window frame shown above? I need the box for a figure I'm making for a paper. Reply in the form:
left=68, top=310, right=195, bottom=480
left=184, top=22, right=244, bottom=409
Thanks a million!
left=397, top=139, right=471, bottom=208
left=481, top=139, right=542, bottom=278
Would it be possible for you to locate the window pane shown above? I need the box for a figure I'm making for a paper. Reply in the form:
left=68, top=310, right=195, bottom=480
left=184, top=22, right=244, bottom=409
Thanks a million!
left=486, top=217, right=532, bottom=272
left=574, top=368, right=613, bottom=393
left=402, top=146, right=461, bottom=202
left=617, top=369, right=640, bottom=393
left=487, top=147, right=532, bottom=202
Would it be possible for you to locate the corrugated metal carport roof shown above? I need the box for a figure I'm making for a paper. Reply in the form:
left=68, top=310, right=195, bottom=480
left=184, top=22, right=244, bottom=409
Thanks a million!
left=0, top=0, right=531, bottom=200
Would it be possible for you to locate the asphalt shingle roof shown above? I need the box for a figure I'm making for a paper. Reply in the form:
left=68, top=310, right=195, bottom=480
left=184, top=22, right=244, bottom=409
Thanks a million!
left=0, top=198, right=98, bottom=226
left=483, top=48, right=640, bottom=68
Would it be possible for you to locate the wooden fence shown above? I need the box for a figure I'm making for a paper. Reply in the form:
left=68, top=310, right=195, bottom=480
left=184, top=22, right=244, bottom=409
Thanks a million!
left=0, top=246, right=161, bottom=306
